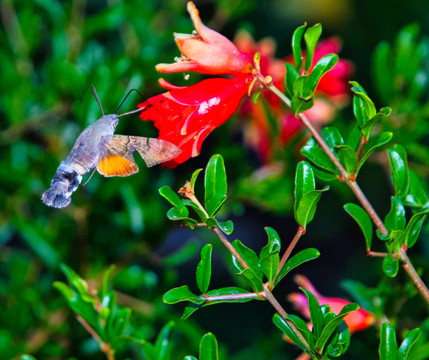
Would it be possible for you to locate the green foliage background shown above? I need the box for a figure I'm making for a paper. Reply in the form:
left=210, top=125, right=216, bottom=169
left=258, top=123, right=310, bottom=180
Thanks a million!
left=1, top=0, right=429, bottom=359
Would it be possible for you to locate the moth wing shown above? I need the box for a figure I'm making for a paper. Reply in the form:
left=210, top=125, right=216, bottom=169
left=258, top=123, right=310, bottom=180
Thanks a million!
left=110, top=135, right=181, bottom=167
left=97, top=148, right=139, bottom=177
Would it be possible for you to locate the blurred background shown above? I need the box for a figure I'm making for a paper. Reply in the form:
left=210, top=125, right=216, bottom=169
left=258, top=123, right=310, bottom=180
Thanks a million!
left=1, top=0, right=429, bottom=359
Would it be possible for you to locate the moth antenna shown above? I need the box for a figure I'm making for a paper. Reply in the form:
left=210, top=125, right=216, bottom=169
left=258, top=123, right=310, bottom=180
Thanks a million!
left=82, top=167, right=97, bottom=186
left=116, top=88, right=164, bottom=117
left=92, top=85, right=105, bottom=116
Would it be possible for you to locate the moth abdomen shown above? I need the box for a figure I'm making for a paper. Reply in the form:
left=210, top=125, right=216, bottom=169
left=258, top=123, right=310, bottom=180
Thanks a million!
left=42, top=165, right=84, bottom=208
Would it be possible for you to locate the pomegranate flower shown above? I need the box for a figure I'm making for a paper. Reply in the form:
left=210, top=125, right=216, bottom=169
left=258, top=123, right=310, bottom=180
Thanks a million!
left=139, top=76, right=252, bottom=167
left=288, top=275, right=374, bottom=334
left=156, top=2, right=254, bottom=76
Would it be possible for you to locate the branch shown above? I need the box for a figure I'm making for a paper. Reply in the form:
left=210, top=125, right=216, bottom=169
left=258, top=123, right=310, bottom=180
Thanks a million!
left=267, top=84, right=429, bottom=305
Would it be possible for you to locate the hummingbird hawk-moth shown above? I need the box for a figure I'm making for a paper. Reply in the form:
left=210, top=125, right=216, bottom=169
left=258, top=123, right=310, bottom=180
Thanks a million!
left=42, top=87, right=181, bottom=208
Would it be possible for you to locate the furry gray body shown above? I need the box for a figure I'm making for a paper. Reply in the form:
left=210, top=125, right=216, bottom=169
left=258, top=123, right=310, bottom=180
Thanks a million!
left=42, top=115, right=118, bottom=208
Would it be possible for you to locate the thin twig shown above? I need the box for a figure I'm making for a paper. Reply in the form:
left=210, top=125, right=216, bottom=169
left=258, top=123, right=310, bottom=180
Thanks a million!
left=76, top=315, right=115, bottom=360
left=275, top=226, right=305, bottom=279
left=202, top=292, right=259, bottom=302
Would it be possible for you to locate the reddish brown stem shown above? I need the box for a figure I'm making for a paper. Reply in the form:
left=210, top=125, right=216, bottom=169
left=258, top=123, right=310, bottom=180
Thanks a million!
left=275, top=227, right=304, bottom=279
left=77, top=315, right=114, bottom=360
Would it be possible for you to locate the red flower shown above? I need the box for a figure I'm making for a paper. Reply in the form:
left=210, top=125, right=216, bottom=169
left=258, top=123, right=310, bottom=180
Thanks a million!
left=156, top=2, right=254, bottom=76
left=288, top=275, right=375, bottom=334
left=139, top=76, right=252, bottom=167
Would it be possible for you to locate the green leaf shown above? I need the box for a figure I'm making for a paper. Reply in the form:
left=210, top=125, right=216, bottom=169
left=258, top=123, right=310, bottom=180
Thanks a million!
left=307, top=54, right=339, bottom=90
left=291, top=77, right=314, bottom=115
left=59, top=263, right=89, bottom=296
left=398, top=328, right=421, bottom=360
left=304, top=23, right=322, bottom=71
left=294, top=161, right=316, bottom=218
left=360, top=112, right=388, bottom=139
left=181, top=306, right=199, bottom=320
left=300, top=288, right=323, bottom=338
left=217, top=220, right=234, bottom=235
left=385, top=196, right=406, bottom=233
left=350, top=81, right=376, bottom=125
left=273, top=314, right=310, bottom=354
left=154, top=321, right=174, bottom=360
left=322, top=126, right=344, bottom=151
left=205, top=154, right=227, bottom=217
left=231, top=240, right=263, bottom=292
left=231, top=240, right=262, bottom=279
left=292, top=23, right=307, bottom=70
left=163, top=285, right=203, bottom=305
left=344, top=203, right=373, bottom=251
left=189, top=168, right=203, bottom=193
left=383, top=254, right=399, bottom=277
left=296, top=187, right=330, bottom=229
left=336, top=145, right=357, bottom=174
left=405, top=170, right=429, bottom=207
left=387, top=145, right=409, bottom=198
left=405, top=211, right=427, bottom=248
left=260, top=227, right=281, bottom=286
left=166, top=207, right=195, bottom=223
left=159, top=186, right=189, bottom=217
left=196, top=244, right=212, bottom=294
left=275, top=248, right=320, bottom=285
left=346, top=126, right=362, bottom=151
left=183, top=200, right=208, bottom=222
left=301, top=138, right=338, bottom=174
left=356, top=132, right=393, bottom=174
left=379, top=323, right=398, bottom=360
left=285, top=63, right=300, bottom=97
left=206, top=217, right=234, bottom=235
left=316, top=303, right=359, bottom=352
left=199, top=333, right=218, bottom=360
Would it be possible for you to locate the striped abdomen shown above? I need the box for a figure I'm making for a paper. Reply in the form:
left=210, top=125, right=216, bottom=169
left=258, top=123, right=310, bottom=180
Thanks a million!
left=42, top=161, right=87, bottom=208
